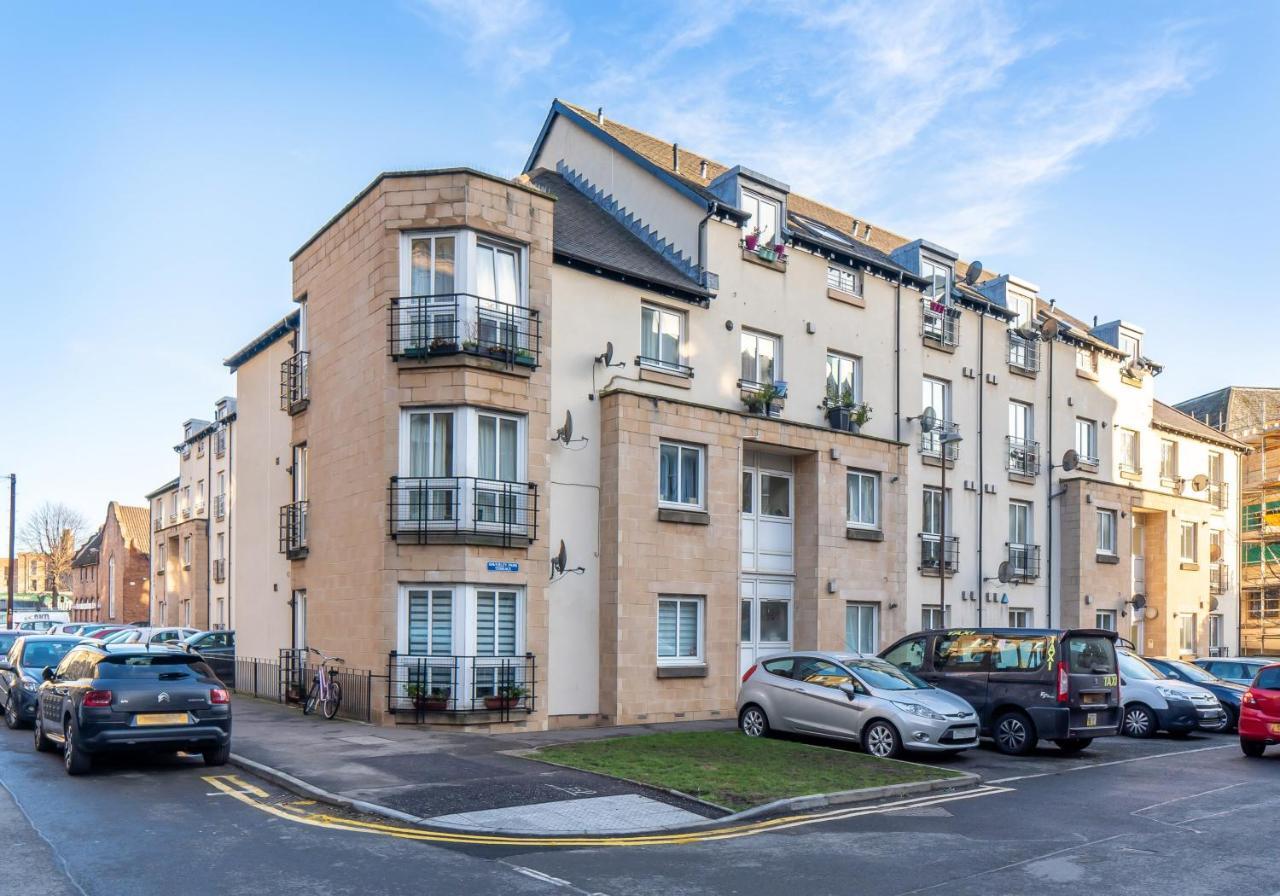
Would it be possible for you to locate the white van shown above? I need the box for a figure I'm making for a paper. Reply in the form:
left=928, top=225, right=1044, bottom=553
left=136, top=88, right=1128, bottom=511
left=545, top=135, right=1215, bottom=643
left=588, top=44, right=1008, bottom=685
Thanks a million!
left=1117, top=648, right=1226, bottom=736
left=9, top=610, right=71, bottom=633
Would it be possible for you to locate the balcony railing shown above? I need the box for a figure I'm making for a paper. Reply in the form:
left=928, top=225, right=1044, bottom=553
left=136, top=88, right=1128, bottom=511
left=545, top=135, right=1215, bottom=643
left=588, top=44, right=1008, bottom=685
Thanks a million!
left=920, top=420, right=961, bottom=460
left=389, top=294, right=540, bottom=369
left=387, top=652, right=536, bottom=723
left=1208, top=480, right=1228, bottom=510
left=1006, top=543, right=1041, bottom=582
left=1210, top=562, right=1229, bottom=594
left=919, top=534, right=959, bottom=575
left=212, top=558, right=226, bottom=583
left=279, top=501, right=308, bottom=557
left=215, top=429, right=227, bottom=457
left=1007, top=331, right=1040, bottom=373
left=215, top=494, right=226, bottom=521
left=389, top=477, right=537, bottom=546
left=280, top=351, right=309, bottom=413
left=636, top=355, right=694, bottom=378
left=154, top=518, right=163, bottom=531
left=1007, top=437, right=1040, bottom=477
left=181, top=507, right=191, bottom=519
left=921, top=299, right=959, bottom=347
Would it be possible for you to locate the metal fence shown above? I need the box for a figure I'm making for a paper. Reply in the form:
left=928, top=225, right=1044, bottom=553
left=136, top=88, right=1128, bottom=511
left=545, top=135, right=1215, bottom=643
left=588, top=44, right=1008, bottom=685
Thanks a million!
left=230, top=651, right=375, bottom=723
left=386, top=651, right=536, bottom=724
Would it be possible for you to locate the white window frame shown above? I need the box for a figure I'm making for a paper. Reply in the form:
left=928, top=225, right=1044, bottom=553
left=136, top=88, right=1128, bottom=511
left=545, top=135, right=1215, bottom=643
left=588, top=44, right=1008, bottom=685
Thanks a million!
left=1095, top=609, right=1118, bottom=631
left=1160, top=439, right=1179, bottom=481
left=1076, top=347, right=1096, bottom=373
left=740, top=329, right=781, bottom=387
left=844, top=602, right=879, bottom=654
left=1008, top=608, right=1033, bottom=628
left=657, top=596, right=705, bottom=666
left=1119, top=428, right=1140, bottom=472
left=826, top=351, right=862, bottom=406
left=639, top=303, right=687, bottom=374
left=846, top=470, right=880, bottom=530
left=1181, top=521, right=1198, bottom=563
left=826, top=265, right=861, bottom=296
left=920, top=258, right=952, bottom=305
left=398, top=230, right=528, bottom=307
left=741, top=190, right=781, bottom=244
left=1179, top=613, right=1197, bottom=655
left=921, top=606, right=952, bottom=630
left=658, top=441, right=705, bottom=510
left=1097, top=509, right=1118, bottom=556
left=182, top=536, right=193, bottom=569
left=1208, top=614, right=1223, bottom=650
left=1075, top=418, right=1098, bottom=464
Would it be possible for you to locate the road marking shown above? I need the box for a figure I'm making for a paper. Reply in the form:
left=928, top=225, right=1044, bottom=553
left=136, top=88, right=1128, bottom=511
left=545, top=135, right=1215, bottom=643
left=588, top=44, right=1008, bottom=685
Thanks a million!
left=1132, top=782, right=1245, bottom=815
left=511, top=866, right=575, bottom=886
left=986, top=743, right=1235, bottom=784
left=893, top=834, right=1125, bottom=895
left=201, top=775, right=1011, bottom=848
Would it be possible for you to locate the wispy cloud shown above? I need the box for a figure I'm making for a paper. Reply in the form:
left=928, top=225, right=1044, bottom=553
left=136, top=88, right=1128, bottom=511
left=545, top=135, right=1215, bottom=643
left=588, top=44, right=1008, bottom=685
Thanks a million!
left=407, top=0, right=570, bottom=88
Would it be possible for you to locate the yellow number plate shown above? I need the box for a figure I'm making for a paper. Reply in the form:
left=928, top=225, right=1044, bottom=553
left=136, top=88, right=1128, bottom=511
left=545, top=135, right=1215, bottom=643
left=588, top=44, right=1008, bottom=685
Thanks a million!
left=135, top=713, right=189, bottom=726
left=1103, top=675, right=1118, bottom=687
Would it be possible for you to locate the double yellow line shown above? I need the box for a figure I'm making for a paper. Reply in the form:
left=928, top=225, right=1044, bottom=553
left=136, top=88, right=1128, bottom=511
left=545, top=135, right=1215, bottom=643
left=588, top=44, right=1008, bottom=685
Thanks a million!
left=204, top=775, right=1010, bottom=848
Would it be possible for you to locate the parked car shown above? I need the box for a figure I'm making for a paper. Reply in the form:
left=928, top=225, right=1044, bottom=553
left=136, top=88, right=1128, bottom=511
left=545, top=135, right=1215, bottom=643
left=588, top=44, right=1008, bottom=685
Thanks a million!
left=1117, top=649, right=1225, bottom=736
left=1194, top=657, right=1280, bottom=687
left=0, top=635, right=84, bottom=728
left=0, top=630, right=23, bottom=657
left=737, top=651, right=979, bottom=758
left=48, top=623, right=88, bottom=635
left=32, top=643, right=232, bottom=775
left=1144, top=656, right=1245, bottom=731
left=102, top=627, right=199, bottom=647
left=80, top=626, right=130, bottom=641
left=181, top=630, right=235, bottom=687
left=1239, top=663, right=1280, bottom=757
left=880, top=627, right=1121, bottom=755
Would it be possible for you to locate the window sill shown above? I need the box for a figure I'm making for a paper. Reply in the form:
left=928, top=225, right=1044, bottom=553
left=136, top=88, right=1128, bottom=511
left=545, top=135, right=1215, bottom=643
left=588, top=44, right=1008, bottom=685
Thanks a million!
left=846, top=527, right=884, bottom=542
left=658, top=507, right=710, bottom=525
left=1120, top=469, right=1143, bottom=482
left=1007, top=471, right=1037, bottom=485
left=286, top=398, right=310, bottom=416
left=1096, top=553, right=1119, bottom=565
left=827, top=286, right=865, bottom=308
left=656, top=664, right=708, bottom=679
left=1180, top=562, right=1200, bottom=572
left=1008, top=364, right=1038, bottom=380
left=921, top=453, right=956, bottom=469
left=1076, top=368, right=1099, bottom=382
left=742, top=247, right=787, bottom=272
left=919, top=566, right=958, bottom=579
left=1076, top=461, right=1099, bottom=474
left=639, top=366, right=693, bottom=389
left=922, top=336, right=957, bottom=354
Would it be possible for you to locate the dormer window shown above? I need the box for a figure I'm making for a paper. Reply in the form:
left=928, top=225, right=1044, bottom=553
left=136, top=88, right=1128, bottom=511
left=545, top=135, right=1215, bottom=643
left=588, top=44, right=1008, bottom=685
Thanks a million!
left=1119, top=332, right=1140, bottom=359
left=1006, top=294, right=1033, bottom=328
left=741, top=190, right=781, bottom=244
left=920, top=258, right=951, bottom=306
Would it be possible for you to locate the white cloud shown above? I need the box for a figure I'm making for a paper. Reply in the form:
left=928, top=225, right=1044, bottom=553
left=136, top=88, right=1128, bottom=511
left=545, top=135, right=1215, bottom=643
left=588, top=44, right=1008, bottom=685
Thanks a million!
left=407, top=0, right=570, bottom=88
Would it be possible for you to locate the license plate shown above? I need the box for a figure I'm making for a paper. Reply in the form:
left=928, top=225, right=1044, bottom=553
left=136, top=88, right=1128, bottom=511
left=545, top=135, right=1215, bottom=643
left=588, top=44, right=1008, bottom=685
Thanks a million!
left=1082, top=693, right=1104, bottom=705
left=952, top=726, right=977, bottom=739
left=1086, top=713, right=1098, bottom=727
left=135, top=712, right=189, bottom=726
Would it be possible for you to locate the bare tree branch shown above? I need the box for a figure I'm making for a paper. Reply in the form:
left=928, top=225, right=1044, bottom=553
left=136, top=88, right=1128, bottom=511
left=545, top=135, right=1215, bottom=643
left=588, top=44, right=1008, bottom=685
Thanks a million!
left=19, top=502, right=88, bottom=601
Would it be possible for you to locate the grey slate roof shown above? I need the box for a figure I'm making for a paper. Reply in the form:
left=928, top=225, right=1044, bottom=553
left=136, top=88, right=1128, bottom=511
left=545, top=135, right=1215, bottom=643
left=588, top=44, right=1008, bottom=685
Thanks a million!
left=1175, top=386, right=1280, bottom=437
left=528, top=170, right=711, bottom=300
left=71, top=528, right=103, bottom=569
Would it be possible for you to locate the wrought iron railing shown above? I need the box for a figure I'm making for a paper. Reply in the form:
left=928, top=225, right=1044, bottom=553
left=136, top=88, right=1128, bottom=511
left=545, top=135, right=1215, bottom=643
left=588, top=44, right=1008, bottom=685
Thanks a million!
left=921, top=299, right=959, bottom=347
left=1210, top=562, right=1229, bottom=594
left=389, top=476, right=537, bottom=545
left=212, top=558, right=226, bottom=583
left=1007, top=436, right=1040, bottom=476
left=389, top=294, right=540, bottom=368
left=215, top=429, right=227, bottom=457
left=154, top=517, right=163, bottom=531
left=387, top=652, right=536, bottom=723
left=1208, top=480, right=1228, bottom=510
left=919, top=534, right=960, bottom=574
left=1007, top=331, right=1040, bottom=373
left=280, top=351, right=309, bottom=412
left=920, top=420, right=961, bottom=460
left=1007, top=543, right=1041, bottom=582
left=271, top=649, right=374, bottom=723
left=279, top=501, right=308, bottom=557
left=636, top=355, right=694, bottom=377
left=215, top=494, right=226, bottom=520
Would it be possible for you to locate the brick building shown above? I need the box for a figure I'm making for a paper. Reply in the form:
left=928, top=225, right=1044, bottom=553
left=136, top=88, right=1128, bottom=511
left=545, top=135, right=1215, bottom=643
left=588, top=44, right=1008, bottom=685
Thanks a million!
left=68, top=502, right=151, bottom=624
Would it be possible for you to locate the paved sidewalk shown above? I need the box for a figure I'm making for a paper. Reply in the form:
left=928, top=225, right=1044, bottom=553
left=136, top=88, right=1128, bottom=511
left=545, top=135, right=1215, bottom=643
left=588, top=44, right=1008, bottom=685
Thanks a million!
left=229, top=697, right=734, bottom=832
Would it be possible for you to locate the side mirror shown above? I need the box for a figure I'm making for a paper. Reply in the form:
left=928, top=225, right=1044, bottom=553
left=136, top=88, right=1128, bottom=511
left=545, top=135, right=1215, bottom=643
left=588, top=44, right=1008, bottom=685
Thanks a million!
left=0, top=661, right=11, bottom=673
left=1119, top=677, right=1127, bottom=686
left=839, top=683, right=860, bottom=701
left=41, top=666, right=55, bottom=682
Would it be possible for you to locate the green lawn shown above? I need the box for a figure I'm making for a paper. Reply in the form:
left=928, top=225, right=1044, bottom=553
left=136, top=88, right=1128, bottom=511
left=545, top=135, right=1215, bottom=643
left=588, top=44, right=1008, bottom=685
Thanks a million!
left=533, top=731, right=960, bottom=812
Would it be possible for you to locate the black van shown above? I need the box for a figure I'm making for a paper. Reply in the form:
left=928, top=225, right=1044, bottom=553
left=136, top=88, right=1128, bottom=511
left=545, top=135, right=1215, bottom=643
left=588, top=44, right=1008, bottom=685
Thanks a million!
left=879, top=628, right=1121, bottom=755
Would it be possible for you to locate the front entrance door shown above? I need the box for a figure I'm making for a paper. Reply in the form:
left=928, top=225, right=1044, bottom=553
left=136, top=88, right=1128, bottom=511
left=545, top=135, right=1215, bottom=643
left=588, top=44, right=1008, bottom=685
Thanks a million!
left=740, top=578, right=793, bottom=676
left=741, top=453, right=794, bottom=574
left=1132, top=519, right=1146, bottom=649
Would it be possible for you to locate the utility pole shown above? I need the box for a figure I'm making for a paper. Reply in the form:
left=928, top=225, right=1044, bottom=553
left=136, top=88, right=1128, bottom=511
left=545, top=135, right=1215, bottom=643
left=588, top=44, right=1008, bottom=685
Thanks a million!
left=5, top=474, right=15, bottom=629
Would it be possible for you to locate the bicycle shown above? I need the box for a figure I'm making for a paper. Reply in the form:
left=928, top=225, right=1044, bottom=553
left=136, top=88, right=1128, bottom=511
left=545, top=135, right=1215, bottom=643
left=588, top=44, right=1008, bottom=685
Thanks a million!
left=302, top=647, right=344, bottom=719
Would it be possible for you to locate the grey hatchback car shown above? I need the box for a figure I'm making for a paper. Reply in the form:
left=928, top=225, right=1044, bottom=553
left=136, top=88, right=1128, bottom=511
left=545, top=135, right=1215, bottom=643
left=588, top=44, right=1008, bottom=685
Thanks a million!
left=737, top=652, right=980, bottom=758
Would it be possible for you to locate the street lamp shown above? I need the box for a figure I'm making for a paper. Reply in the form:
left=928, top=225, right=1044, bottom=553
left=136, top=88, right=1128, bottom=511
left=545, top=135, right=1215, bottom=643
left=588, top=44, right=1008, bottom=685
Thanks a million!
left=937, top=430, right=963, bottom=622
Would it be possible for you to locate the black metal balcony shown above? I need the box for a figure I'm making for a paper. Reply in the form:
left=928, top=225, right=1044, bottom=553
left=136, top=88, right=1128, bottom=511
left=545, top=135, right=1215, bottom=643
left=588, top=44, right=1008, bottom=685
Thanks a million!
left=919, top=534, right=959, bottom=575
left=636, top=355, right=694, bottom=377
left=1007, top=331, right=1040, bottom=373
left=921, top=299, right=959, bottom=347
left=279, top=501, right=308, bottom=558
left=215, top=429, right=227, bottom=457
left=280, top=351, right=309, bottom=414
left=389, top=294, right=540, bottom=369
left=212, top=558, right=226, bottom=583
left=387, top=652, right=536, bottom=723
left=214, top=494, right=226, bottom=521
left=389, top=476, right=537, bottom=546
left=1210, top=562, right=1229, bottom=594
left=920, top=420, right=961, bottom=460
left=1007, top=436, right=1040, bottom=477
left=1006, top=543, right=1041, bottom=582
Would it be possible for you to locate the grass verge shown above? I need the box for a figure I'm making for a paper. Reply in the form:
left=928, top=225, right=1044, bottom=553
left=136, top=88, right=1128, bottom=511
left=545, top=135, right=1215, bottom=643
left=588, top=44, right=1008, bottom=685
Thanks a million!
left=533, top=731, right=961, bottom=812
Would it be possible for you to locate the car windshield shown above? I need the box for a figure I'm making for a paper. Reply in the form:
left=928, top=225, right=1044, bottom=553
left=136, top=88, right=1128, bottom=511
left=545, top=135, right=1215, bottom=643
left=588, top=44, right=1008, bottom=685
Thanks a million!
left=102, top=630, right=139, bottom=644
left=96, top=655, right=214, bottom=679
left=21, top=641, right=80, bottom=672
left=1119, top=651, right=1168, bottom=681
left=0, top=633, right=18, bottom=654
left=1168, top=660, right=1218, bottom=683
left=847, top=658, right=928, bottom=691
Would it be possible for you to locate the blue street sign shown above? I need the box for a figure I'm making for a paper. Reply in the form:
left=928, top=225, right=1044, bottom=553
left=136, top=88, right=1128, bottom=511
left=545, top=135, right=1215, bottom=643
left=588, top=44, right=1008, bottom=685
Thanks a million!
left=486, top=561, right=519, bottom=572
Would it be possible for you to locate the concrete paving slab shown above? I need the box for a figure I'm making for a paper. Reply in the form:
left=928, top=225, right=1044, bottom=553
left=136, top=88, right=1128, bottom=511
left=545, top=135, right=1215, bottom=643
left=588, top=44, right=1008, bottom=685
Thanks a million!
left=427, top=793, right=708, bottom=833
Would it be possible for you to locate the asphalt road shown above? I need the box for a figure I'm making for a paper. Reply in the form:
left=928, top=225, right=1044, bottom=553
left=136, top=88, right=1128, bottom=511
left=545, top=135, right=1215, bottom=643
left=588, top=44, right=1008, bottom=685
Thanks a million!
left=3, top=723, right=1279, bottom=896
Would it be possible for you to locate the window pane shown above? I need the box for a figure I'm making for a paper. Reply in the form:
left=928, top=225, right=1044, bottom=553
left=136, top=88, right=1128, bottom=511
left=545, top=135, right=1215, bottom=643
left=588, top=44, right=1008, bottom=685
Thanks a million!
left=476, top=592, right=495, bottom=655
left=759, top=600, right=789, bottom=642
left=757, top=336, right=774, bottom=383
left=478, top=416, right=496, bottom=479
left=742, top=471, right=753, bottom=514
left=740, top=599, right=751, bottom=642
left=677, top=601, right=698, bottom=657
left=411, top=239, right=433, bottom=295
left=475, top=245, right=496, bottom=300
left=659, top=310, right=680, bottom=364
left=659, top=444, right=678, bottom=503
left=761, top=474, right=790, bottom=517
left=741, top=334, right=755, bottom=382
left=434, top=237, right=455, bottom=294
left=499, top=418, right=518, bottom=481
left=657, top=601, right=677, bottom=657
left=680, top=447, right=700, bottom=505
left=641, top=307, right=659, bottom=360
left=495, top=248, right=518, bottom=303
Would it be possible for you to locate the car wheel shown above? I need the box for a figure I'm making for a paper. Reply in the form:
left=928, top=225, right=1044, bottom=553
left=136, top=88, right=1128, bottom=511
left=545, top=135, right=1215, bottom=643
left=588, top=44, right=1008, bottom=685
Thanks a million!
left=1122, top=704, right=1156, bottom=738
left=202, top=743, right=231, bottom=766
left=738, top=705, right=770, bottom=738
left=33, top=715, right=54, bottom=753
left=1053, top=737, right=1093, bottom=754
left=1241, top=738, right=1266, bottom=758
left=862, top=720, right=903, bottom=759
left=4, top=694, right=22, bottom=730
left=1222, top=707, right=1238, bottom=733
left=63, top=719, right=92, bottom=776
left=993, top=711, right=1036, bottom=756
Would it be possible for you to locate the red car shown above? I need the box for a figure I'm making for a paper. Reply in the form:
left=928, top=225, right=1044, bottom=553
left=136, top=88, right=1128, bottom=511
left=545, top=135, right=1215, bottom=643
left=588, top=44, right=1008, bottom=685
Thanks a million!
left=1239, top=662, right=1280, bottom=757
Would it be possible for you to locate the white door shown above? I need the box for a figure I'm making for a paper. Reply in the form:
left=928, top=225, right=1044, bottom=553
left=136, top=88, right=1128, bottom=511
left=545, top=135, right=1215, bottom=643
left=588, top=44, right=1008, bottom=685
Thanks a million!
left=1132, top=520, right=1146, bottom=648
left=741, top=452, right=794, bottom=574
left=739, top=578, right=794, bottom=675
left=292, top=590, right=307, bottom=651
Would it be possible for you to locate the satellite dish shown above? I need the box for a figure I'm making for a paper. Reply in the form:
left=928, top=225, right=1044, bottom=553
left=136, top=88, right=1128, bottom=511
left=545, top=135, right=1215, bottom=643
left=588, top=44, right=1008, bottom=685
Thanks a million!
left=555, top=410, right=574, bottom=445
left=1209, top=542, right=1222, bottom=562
left=1124, top=361, right=1146, bottom=380
left=1131, top=594, right=1147, bottom=610
left=1017, top=320, right=1040, bottom=340
left=964, top=260, right=983, bottom=285
left=1144, top=606, right=1159, bottom=621
left=920, top=407, right=938, bottom=433
left=552, top=540, right=568, bottom=577
left=599, top=342, right=615, bottom=366
left=1191, top=474, right=1209, bottom=492
left=1210, top=596, right=1220, bottom=612
left=1041, top=318, right=1061, bottom=340
left=996, top=561, right=1011, bottom=584
left=1061, top=449, right=1080, bottom=472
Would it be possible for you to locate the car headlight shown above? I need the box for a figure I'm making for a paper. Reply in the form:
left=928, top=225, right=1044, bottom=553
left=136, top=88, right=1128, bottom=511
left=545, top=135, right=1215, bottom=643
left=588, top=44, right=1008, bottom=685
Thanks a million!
left=21, top=679, right=38, bottom=692
left=893, top=701, right=947, bottom=721
left=1155, top=685, right=1183, bottom=700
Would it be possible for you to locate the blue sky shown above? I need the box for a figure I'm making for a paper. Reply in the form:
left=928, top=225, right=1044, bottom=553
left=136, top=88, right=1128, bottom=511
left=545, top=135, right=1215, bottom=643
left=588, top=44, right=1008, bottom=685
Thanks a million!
left=1, top=1, right=1277, bottom=540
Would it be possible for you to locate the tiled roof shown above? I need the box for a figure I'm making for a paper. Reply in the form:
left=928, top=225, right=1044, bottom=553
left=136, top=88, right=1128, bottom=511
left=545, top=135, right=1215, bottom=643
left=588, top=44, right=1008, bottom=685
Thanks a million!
left=1151, top=400, right=1248, bottom=450
left=527, top=169, right=710, bottom=299
left=112, top=503, right=152, bottom=553
left=71, top=528, right=103, bottom=569
left=1175, top=386, right=1280, bottom=438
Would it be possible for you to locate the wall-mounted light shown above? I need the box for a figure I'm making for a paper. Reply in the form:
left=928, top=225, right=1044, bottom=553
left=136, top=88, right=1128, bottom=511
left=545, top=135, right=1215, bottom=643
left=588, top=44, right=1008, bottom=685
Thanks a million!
left=827, top=580, right=838, bottom=594
left=806, top=321, right=816, bottom=335
left=830, top=448, right=841, bottom=461
left=724, top=320, right=734, bottom=331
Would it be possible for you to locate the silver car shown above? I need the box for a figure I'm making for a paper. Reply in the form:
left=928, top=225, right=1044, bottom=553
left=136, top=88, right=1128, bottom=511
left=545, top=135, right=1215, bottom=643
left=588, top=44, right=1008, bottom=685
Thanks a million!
left=737, top=651, right=980, bottom=758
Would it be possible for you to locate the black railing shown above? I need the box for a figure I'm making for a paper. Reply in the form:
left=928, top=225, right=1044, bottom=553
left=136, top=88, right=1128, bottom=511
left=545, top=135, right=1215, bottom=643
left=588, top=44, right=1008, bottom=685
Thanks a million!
left=212, top=558, right=226, bottom=583
left=389, top=294, right=540, bottom=369
left=1008, top=331, right=1040, bottom=372
left=920, top=534, right=960, bottom=574
left=1007, top=543, right=1041, bottom=582
left=387, top=652, right=536, bottom=724
left=215, top=494, right=226, bottom=520
left=281, top=351, right=309, bottom=412
left=1210, top=562, right=1229, bottom=594
left=1007, top=436, right=1040, bottom=476
left=279, top=501, right=308, bottom=557
left=215, top=429, right=227, bottom=457
left=920, top=420, right=961, bottom=460
left=921, top=299, right=959, bottom=347
left=389, top=476, right=537, bottom=546
left=1208, top=481, right=1228, bottom=510
left=636, top=356, right=694, bottom=377
left=274, top=649, right=374, bottom=723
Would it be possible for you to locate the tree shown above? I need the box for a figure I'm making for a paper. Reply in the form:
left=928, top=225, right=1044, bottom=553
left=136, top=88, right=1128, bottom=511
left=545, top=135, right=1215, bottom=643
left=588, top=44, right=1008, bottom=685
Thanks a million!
left=20, top=502, right=87, bottom=604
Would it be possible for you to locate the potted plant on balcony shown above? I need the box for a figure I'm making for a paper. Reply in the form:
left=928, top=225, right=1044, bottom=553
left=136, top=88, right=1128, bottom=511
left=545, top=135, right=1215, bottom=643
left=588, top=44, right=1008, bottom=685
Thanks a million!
left=744, top=227, right=762, bottom=251
left=744, top=382, right=783, bottom=416
left=484, top=684, right=527, bottom=710
left=772, top=241, right=787, bottom=260
left=515, top=349, right=536, bottom=367
left=428, top=336, right=458, bottom=355
left=407, top=684, right=450, bottom=712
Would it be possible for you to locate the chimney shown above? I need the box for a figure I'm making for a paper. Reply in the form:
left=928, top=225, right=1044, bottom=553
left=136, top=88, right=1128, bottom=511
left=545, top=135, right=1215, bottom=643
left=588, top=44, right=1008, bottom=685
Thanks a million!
left=850, top=219, right=860, bottom=237
left=699, top=160, right=708, bottom=179
left=596, top=107, right=604, bottom=124
left=673, top=143, right=680, bottom=171
left=863, top=224, right=873, bottom=241
left=1093, top=315, right=1098, bottom=328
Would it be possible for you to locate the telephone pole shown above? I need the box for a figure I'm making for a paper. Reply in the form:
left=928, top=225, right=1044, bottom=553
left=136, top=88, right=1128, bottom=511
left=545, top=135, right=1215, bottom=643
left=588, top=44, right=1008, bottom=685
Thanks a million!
left=5, top=474, right=15, bottom=628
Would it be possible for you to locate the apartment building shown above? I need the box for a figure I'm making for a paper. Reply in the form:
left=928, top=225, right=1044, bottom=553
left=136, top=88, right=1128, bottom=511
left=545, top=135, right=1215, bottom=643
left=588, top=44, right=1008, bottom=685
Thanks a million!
left=238, top=99, right=1244, bottom=730
left=67, top=503, right=151, bottom=623
left=1, top=552, right=53, bottom=597
left=1177, top=386, right=1280, bottom=655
